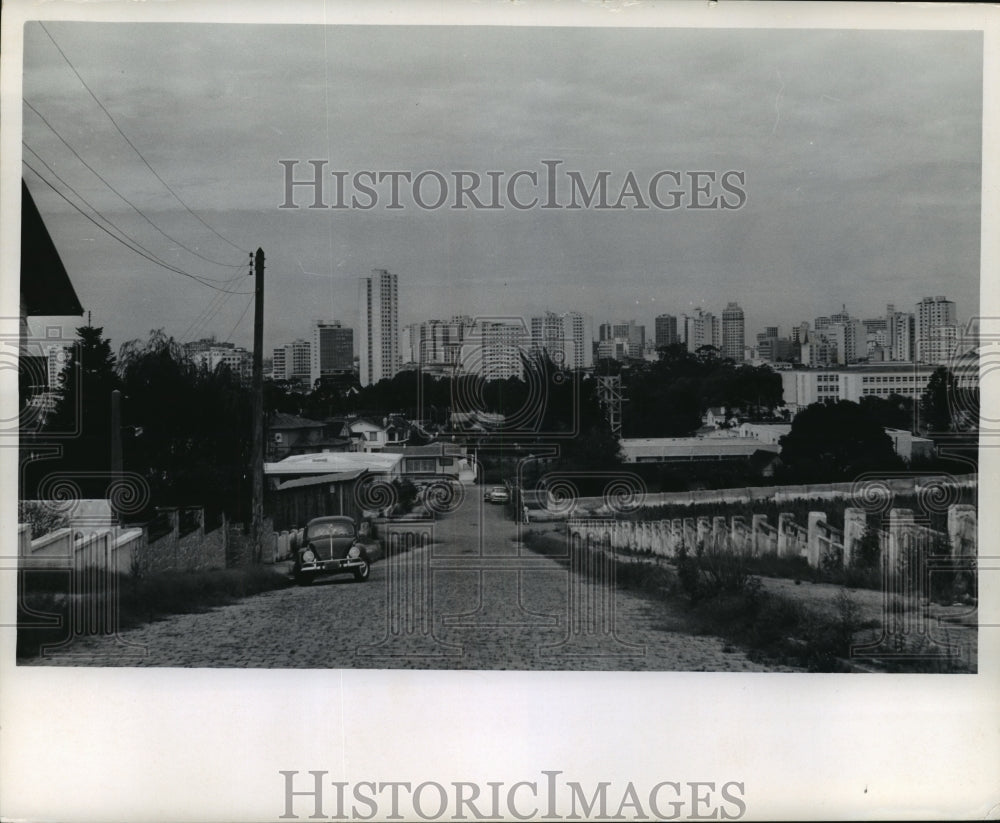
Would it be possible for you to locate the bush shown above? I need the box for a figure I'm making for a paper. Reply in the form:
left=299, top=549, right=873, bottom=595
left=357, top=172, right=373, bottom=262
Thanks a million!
left=674, top=538, right=760, bottom=602
left=17, top=501, right=69, bottom=539
left=850, top=527, right=881, bottom=571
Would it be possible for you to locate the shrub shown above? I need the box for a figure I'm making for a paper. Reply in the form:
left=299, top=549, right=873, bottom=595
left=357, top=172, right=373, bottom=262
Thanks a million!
left=17, top=501, right=69, bottom=539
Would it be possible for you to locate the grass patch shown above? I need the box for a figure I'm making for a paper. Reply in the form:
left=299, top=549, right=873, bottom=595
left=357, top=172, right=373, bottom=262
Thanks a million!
left=17, top=564, right=293, bottom=659
left=522, top=530, right=966, bottom=673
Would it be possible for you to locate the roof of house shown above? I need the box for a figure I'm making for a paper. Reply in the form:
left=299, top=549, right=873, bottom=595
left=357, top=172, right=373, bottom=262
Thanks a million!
left=269, top=412, right=325, bottom=430
left=21, top=181, right=84, bottom=317
left=273, top=469, right=367, bottom=491
left=265, top=451, right=403, bottom=475
left=288, top=437, right=354, bottom=450
left=347, top=417, right=387, bottom=431
left=621, top=437, right=780, bottom=460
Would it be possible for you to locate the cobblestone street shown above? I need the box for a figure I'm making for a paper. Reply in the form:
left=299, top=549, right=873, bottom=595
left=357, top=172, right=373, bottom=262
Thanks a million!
left=22, top=492, right=797, bottom=671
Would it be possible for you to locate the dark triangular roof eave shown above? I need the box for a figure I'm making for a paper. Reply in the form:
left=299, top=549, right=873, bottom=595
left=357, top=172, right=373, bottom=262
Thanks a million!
left=20, top=180, right=84, bottom=317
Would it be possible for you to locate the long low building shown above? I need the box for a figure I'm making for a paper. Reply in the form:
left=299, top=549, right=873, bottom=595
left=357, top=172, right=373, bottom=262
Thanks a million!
left=620, top=437, right=780, bottom=464
left=781, top=364, right=938, bottom=412
left=779, top=351, right=980, bottom=412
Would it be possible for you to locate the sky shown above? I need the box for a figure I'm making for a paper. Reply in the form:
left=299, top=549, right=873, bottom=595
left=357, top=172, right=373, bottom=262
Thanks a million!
left=19, top=21, right=983, bottom=355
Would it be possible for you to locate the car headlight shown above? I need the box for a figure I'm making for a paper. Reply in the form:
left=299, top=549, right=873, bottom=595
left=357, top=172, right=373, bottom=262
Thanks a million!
left=302, top=550, right=315, bottom=563
left=348, top=545, right=361, bottom=559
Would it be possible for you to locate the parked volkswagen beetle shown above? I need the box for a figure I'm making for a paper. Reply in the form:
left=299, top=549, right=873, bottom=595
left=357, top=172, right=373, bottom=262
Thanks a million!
left=293, top=516, right=376, bottom=585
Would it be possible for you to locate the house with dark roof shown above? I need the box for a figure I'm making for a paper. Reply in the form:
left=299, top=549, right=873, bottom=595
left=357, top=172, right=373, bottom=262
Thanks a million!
left=19, top=180, right=84, bottom=440
left=19, top=180, right=84, bottom=326
left=267, top=413, right=352, bottom=460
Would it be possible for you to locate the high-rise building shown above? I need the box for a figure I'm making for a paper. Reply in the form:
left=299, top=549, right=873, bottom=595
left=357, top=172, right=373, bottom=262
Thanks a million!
left=463, top=320, right=527, bottom=380
left=406, top=317, right=473, bottom=370
left=791, top=322, right=809, bottom=346
left=916, top=295, right=957, bottom=364
left=272, top=346, right=287, bottom=380
left=888, top=311, right=915, bottom=362
left=531, top=311, right=594, bottom=369
left=272, top=338, right=312, bottom=383
left=827, top=318, right=864, bottom=365
left=721, top=302, right=745, bottom=361
left=801, top=334, right=837, bottom=368
left=681, top=309, right=720, bottom=353
left=358, top=268, right=400, bottom=386
left=598, top=319, right=644, bottom=360
left=654, top=314, right=679, bottom=349
left=189, top=343, right=252, bottom=383
left=309, top=322, right=352, bottom=386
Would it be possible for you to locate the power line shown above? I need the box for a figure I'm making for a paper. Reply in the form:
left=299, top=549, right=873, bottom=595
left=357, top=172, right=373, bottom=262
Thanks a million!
left=182, top=284, right=248, bottom=342
left=23, top=149, right=250, bottom=294
left=23, top=158, right=252, bottom=295
left=38, top=21, right=248, bottom=256
left=24, top=141, right=223, bottom=288
left=24, top=99, right=245, bottom=271
left=222, top=292, right=256, bottom=344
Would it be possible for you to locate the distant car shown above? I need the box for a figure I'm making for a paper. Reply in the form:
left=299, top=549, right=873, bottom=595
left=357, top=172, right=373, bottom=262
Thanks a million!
left=484, top=486, right=510, bottom=504
left=293, top=516, right=378, bottom=585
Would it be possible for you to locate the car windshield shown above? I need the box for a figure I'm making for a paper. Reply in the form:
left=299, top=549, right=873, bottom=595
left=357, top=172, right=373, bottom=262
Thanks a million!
left=308, top=522, right=354, bottom=539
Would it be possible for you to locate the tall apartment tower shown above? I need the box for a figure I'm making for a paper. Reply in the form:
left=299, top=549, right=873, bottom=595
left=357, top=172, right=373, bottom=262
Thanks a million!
left=358, top=268, right=400, bottom=386
left=310, top=322, right=353, bottom=386
left=915, top=295, right=957, bottom=365
left=531, top=311, right=594, bottom=369
left=721, top=302, right=745, bottom=361
left=654, top=314, right=679, bottom=349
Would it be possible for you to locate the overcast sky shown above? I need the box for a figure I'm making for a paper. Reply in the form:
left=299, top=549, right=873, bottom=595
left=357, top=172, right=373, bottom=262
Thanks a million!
left=20, top=21, right=982, bottom=354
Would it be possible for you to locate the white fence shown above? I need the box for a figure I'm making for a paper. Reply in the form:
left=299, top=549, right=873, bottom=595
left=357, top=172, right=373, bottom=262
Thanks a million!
left=567, top=504, right=977, bottom=568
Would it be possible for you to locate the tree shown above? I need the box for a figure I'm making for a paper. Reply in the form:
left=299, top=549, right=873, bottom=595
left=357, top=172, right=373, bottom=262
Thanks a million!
left=27, top=326, right=121, bottom=498
left=920, top=366, right=957, bottom=432
left=118, top=330, right=252, bottom=520
left=859, top=393, right=914, bottom=431
left=778, top=400, right=902, bottom=482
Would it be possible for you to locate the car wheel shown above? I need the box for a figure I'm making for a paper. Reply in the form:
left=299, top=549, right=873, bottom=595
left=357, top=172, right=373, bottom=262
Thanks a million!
left=294, top=571, right=312, bottom=586
left=353, top=559, right=371, bottom=582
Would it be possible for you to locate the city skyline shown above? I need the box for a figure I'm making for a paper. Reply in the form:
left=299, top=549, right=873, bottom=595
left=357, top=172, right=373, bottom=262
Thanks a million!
left=18, top=23, right=982, bottom=356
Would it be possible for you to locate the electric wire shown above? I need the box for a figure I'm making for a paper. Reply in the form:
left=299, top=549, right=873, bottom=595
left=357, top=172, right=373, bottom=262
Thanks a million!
left=222, top=292, right=256, bottom=343
left=24, top=99, right=245, bottom=272
left=38, top=21, right=248, bottom=257
left=23, top=157, right=253, bottom=295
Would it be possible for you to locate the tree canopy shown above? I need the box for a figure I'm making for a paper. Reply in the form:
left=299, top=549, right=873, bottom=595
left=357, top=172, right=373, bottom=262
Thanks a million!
left=778, top=400, right=902, bottom=482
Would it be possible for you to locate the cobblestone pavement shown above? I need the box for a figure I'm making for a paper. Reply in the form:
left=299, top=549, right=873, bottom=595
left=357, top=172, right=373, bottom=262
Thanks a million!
left=22, top=493, right=798, bottom=671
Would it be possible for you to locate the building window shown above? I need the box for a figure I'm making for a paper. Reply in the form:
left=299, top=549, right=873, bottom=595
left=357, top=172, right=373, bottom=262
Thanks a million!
left=406, top=458, right=436, bottom=473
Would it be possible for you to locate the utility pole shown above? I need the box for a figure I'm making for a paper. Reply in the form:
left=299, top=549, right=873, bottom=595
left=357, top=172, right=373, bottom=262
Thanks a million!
left=250, top=248, right=265, bottom=563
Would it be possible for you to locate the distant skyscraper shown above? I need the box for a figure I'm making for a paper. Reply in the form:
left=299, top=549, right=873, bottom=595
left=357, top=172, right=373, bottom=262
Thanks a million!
left=464, top=320, right=527, bottom=380
left=654, top=314, right=678, bottom=349
left=272, top=346, right=287, bottom=380
left=721, top=302, right=745, bottom=361
left=189, top=342, right=251, bottom=383
left=681, top=309, right=720, bottom=353
left=358, top=268, right=400, bottom=386
left=888, top=311, right=915, bottom=362
left=273, top=338, right=312, bottom=382
left=599, top=319, right=644, bottom=360
left=916, top=295, right=957, bottom=364
left=310, top=323, right=352, bottom=386
left=532, top=311, right=594, bottom=369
